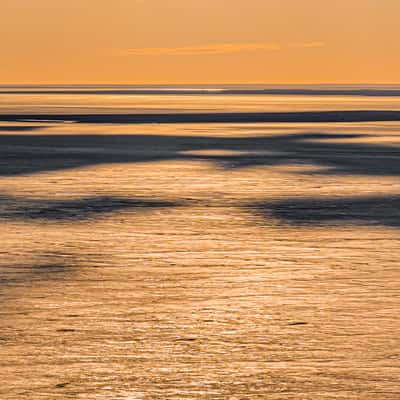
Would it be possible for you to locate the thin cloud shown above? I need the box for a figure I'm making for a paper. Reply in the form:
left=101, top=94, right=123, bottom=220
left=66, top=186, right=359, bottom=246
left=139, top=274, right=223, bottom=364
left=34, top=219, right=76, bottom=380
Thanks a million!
left=119, top=43, right=281, bottom=56
left=288, top=41, right=326, bottom=48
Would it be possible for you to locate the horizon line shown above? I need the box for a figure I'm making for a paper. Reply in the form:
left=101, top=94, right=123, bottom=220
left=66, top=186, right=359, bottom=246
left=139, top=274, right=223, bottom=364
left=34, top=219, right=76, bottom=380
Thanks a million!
left=2, top=82, right=400, bottom=86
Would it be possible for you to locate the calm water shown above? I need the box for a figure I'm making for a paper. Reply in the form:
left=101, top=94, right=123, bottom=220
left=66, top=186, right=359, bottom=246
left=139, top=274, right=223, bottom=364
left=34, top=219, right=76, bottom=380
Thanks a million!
left=1, top=86, right=400, bottom=399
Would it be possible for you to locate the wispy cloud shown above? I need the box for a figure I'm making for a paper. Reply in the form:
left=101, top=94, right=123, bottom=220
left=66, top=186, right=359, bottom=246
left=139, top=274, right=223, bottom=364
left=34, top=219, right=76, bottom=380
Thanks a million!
left=288, top=41, right=326, bottom=48
left=117, top=42, right=326, bottom=56
left=119, top=43, right=281, bottom=56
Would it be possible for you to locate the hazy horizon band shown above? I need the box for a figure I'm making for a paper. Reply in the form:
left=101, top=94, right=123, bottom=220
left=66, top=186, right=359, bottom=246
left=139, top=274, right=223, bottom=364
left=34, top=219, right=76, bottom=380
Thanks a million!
left=2, top=84, right=400, bottom=97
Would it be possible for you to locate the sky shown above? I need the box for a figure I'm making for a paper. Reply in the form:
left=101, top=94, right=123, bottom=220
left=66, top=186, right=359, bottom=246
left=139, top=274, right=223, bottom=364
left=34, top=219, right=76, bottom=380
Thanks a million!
left=1, top=0, right=400, bottom=84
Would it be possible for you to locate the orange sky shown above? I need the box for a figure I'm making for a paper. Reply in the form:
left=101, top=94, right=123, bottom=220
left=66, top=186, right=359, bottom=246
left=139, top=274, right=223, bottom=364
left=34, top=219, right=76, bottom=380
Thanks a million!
left=1, top=0, right=399, bottom=84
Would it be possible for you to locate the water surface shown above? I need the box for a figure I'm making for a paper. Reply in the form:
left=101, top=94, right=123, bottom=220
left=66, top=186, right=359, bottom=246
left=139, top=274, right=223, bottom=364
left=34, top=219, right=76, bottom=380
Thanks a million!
left=1, top=86, right=399, bottom=399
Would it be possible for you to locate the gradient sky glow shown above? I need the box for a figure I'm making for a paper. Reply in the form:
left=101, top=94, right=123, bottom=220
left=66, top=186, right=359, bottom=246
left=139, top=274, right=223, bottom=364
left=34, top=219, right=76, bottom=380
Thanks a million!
left=1, top=0, right=399, bottom=84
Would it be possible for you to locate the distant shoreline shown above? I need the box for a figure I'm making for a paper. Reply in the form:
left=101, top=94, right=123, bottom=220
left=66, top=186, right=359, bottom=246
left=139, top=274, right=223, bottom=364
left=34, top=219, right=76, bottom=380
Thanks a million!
left=2, top=88, right=400, bottom=96
left=2, top=110, right=400, bottom=124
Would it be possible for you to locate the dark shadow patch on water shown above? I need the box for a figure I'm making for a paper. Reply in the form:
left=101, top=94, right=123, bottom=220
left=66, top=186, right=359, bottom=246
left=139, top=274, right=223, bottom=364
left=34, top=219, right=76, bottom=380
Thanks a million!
left=0, top=252, right=79, bottom=291
left=0, top=253, right=95, bottom=302
left=0, top=195, right=179, bottom=222
left=250, top=195, right=400, bottom=228
left=2, top=131, right=399, bottom=177
left=0, top=125, right=49, bottom=132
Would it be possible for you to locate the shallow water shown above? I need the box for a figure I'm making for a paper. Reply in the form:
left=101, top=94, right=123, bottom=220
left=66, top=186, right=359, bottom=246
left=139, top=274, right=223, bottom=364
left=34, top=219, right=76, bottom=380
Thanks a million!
left=1, top=87, right=399, bottom=399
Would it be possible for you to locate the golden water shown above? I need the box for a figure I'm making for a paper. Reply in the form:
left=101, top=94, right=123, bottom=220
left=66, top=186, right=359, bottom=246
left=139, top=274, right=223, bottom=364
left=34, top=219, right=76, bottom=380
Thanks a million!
left=1, top=88, right=399, bottom=399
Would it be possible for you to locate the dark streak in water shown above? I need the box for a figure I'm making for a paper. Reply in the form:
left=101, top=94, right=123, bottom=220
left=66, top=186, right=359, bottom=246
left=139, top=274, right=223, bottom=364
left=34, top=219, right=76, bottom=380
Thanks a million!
left=2, top=110, right=400, bottom=124
left=251, top=195, right=400, bottom=228
left=0, top=195, right=179, bottom=221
